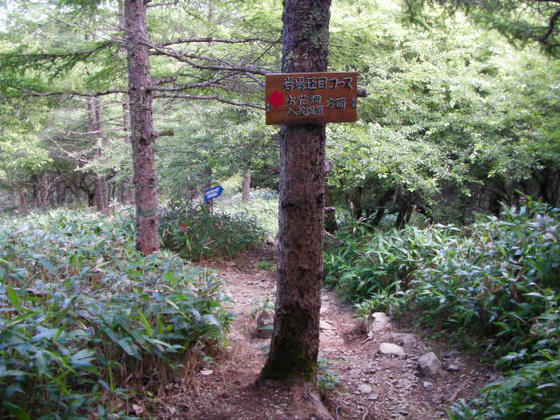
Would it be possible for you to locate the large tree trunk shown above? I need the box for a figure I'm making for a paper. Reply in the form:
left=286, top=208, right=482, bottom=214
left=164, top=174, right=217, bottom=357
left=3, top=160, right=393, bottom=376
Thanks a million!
left=242, top=168, right=251, bottom=202
left=125, top=0, right=159, bottom=253
left=261, top=0, right=331, bottom=382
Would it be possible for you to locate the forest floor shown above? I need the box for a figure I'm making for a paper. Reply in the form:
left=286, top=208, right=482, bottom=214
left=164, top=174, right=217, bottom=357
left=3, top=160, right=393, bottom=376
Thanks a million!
left=151, top=246, right=499, bottom=420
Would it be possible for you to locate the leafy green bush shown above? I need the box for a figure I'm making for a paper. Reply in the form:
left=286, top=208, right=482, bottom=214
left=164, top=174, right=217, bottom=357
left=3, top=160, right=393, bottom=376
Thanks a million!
left=412, top=201, right=559, bottom=352
left=0, top=209, right=231, bottom=418
left=324, top=198, right=560, bottom=419
left=449, top=345, right=560, bottom=419
left=324, top=220, right=459, bottom=303
left=160, top=202, right=265, bottom=261
left=219, top=189, right=279, bottom=237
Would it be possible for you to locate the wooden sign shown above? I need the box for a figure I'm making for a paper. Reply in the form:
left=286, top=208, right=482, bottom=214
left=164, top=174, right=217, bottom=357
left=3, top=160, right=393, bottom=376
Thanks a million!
left=265, top=72, right=358, bottom=125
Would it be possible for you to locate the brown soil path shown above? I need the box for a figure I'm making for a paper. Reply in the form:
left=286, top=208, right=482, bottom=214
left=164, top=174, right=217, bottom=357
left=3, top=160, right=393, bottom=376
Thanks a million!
left=155, top=246, right=498, bottom=419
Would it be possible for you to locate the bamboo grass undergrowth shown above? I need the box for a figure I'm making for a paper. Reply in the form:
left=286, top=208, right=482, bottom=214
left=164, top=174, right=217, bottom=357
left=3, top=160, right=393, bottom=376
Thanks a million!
left=0, top=208, right=231, bottom=418
left=325, top=198, right=560, bottom=419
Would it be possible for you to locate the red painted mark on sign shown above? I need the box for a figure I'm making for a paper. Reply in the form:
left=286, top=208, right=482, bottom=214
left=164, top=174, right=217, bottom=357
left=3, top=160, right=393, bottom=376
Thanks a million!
left=267, top=90, right=284, bottom=108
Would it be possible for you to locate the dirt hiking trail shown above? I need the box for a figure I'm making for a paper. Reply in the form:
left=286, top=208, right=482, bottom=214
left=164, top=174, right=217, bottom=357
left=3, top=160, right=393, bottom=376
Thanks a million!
left=157, top=246, right=498, bottom=419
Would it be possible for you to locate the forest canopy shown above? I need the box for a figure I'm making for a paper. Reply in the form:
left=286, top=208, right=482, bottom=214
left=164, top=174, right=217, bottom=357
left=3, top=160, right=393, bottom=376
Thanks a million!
left=1, top=0, right=558, bottom=226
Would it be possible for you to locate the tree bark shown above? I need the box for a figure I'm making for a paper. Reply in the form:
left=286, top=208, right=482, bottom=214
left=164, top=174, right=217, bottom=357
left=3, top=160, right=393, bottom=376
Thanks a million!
left=242, top=168, right=251, bottom=201
left=324, top=185, right=337, bottom=233
left=261, top=0, right=331, bottom=382
left=125, top=0, right=159, bottom=253
left=88, top=96, right=109, bottom=213
left=119, top=0, right=134, bottom=205
left=119, top=92, right=136, bottom=204
left=324, top=161, right=337, bottom=233
left=347, top=186, right=363, bottom=219
left=18, top=190, right=28, bottom=214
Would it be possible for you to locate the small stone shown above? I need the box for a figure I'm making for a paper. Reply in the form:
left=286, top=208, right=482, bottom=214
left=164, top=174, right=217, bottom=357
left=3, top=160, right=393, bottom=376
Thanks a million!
left=423, top=381, right=433, bottom=388
left=403, top=337, right=415, bottom=346
left=379, top=342, right=406, bottom=357
left=256, top=310, right=274, bottom=338
left=378, top=358, right=400, bottom=369
left=392, top=333, right=417, bottom=346
left=358, top=383, right=373, bottom=394
left=199, top=369, right=213, bottom=376
left=369, top=312, right=392, bottom=335
left=418, top=352, right=441, bottom=376
left=320, top=319, right=334, bottom=331
left=369, top=392, right=379, bottom=400
left=132, top=404, right=144, bottom=415
left=448, top=364, right=460, bottom=372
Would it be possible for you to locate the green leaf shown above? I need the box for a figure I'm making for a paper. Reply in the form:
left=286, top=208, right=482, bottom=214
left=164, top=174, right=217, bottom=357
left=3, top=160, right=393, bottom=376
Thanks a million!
left=3, top=401, right=32, bottom=420
left=70, top=349, right=96, bottom=367
left=34, top=350, right=48, bottom=376
left=202, top=314, right=221, bottom=327
left=7, top=287, right=21, bottom=310
left=39, top=259, right=57, bottom=276
left=117, top=338, right=142, bottom=360
left=0, top=370, right=29, bottom=378
left=31, top=328, right=59, bottom=342
left=137, top=310, right=153, bottom=336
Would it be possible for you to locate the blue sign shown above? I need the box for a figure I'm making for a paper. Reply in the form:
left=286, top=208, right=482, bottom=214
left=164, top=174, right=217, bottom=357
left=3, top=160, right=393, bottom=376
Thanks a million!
left=204, top=185, right=224, bottom=203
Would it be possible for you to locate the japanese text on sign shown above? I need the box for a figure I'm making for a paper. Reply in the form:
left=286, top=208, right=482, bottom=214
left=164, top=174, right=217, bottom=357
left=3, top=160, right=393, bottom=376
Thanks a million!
left=282, top=76, right=354, bottom=91
left=265, top=72, right=358, bottom=125
left=204, top=185, right=224, bottom=203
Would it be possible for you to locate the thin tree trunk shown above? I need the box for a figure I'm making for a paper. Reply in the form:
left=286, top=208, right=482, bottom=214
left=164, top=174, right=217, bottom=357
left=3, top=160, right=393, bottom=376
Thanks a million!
left=57, top=182, right=66, bottom=206
left=123, top=94, right=131, bottom=143
left=324, top=185, right=337, bottom=233
left=261, top=0, right=331, bottom=382
left=242, top=168, right=251, bottom=202
left=37, top=174, right=49, bottom=209
left=96, top=97, right=109, bottom=210
left=89, top=96, right=109, bottom=213
left=11, top=188, right=18, bottom=212
left=18, top=190, right=28, bottom=214
left=125, top=0, right=159, bottom=253
left=119, top=2, right=135, bottom=205
left=324, top=160, right=337, bottom=232
left=121, top=93, right=135, bottom=204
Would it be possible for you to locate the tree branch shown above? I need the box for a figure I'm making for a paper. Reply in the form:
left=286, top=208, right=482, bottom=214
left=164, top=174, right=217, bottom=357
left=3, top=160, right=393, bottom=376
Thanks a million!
left=542, top=8, right=560, bottom=43
left=156, top=37, right=279, bottom=48
left=6, top=83, right=126, bottom=98
left=154, top=129, right=175, bottom=137
left=151, top=73, right=240, bottom=92
left=0, top=41, right=117, bottom=74
left=155, top=93, right=264, bottom=110
left=148, top=44, right=269, bottom=75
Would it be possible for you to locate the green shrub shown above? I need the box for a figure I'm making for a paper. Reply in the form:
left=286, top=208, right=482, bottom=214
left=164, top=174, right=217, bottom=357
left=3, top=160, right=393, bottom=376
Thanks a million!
left=0, top=209, right=231, bottom=418
left=324, top=220, right=459, bottom=303
left=411, top=199, right=559, bottom=354
left=219, top=189, right=279, bottom=237
left=160, top=202, right=265, bottom=260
